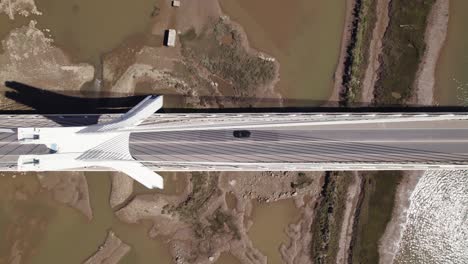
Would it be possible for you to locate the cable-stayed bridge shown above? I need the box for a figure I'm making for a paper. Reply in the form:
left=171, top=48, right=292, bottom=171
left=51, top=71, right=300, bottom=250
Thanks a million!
left=1, top=95, right=468, bottom=189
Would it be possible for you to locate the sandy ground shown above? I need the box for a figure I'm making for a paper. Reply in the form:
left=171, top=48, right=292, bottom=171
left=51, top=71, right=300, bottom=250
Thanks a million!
left=331, top=0, right=447, bottom=106
left=280, top=174, right=325, bottom=264
left=230, top=20, right=281, bottom=103
left=377, top=1, right=450, bottom=262
left=114, top=172, right=321, bottom=264
left=0, top=0, right=285, bottom=262
left=411, top=0, right=449, bottom=106
left=328, top=0, right=355, bottom=106
left=361, top=0, right=391, bottom=104
left=115, top=173, right=256, bottom=264
left=329, top=0, right=450, bottom=262
left=109, top=172, right=134, bottom=209
left=0, top=20, right=94, bottom=108
left=175, top=0, right=221, bottom=34
left=378, top=171, right=422, bottom=264
left=103, top=0, right=280, bottom=106
left=0, top=0, right=41, bottom=20
left=37, top=171, right=93, bottom=220
left=336, top=172, right=362, bottom=264
left=0, top=0, right=448, bottom=263
left=84, top=230, right=131, bottom=264
left=219, top=171, right=319, bottom=202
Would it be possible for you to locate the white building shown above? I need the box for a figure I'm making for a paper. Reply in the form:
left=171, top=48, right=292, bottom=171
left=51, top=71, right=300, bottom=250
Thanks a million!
left=172, top=0, right=180, bottom=7
left=165, top=29, right=177, bottom=47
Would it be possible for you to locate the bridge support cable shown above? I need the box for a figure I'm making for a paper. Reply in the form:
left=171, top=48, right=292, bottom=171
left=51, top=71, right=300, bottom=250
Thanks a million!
left=17, top=95, right=165, bottom=189
left=4, top=94, right=468, bottom=189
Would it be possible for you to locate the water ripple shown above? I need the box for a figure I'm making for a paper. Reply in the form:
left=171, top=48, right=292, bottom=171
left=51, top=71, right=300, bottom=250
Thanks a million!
left=395, top=170, right=468, bottom=263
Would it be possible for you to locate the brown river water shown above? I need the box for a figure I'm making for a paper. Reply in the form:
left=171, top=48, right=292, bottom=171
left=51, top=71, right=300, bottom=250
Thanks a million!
left=0, top=0, right=346, bottom=262
left=248, top=199, right=300, bottom=264
left=0, top=173, right=172, bottom=263
left=219, top=0, right=345, bottom=106
left=34, top=173, right=172, bottom=264
left=0, top=0, right=159, bottom=64
left=34, top=0, right=159, bottom=65
left=434, top=0, right=468, bottom=106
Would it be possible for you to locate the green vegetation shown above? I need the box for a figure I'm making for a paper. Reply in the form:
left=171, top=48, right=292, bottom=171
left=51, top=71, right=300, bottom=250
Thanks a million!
left=168, top=172, right=219, bottom=221
left=337, top=5, right=435, bottom=259
left=172, top=61, right=214, bottom=101
left=350, top=171, right=402, bottom=264
left=310, top=171, right=402, bottom=263
left=180, top=19, right=276, bottom=97
left=166, top=173, right=240, bottom=242
left=342, top=0, right=377, bottom=105
left=207, top=208, right=241, bottom=239
left=310, top=172, right=353, bottom=263
left=193, top=208, right=240, bottom=240
left=374, top=0, right=436, bottom=104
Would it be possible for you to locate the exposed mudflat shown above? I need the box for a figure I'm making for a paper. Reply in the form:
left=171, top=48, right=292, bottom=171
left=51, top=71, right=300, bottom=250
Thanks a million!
left=0, top=1, right=323, bottom=262
left=114, top=171, right=322, bottom=263
left=0, top=20, right=93, bottom=108
left=37, top=171, right=93, bottom=220
left=0, top=0, right=41, bottom=20
left=434, top=0, right=468, bottom=106
left=0, top=0, right=462, bottom=263
left=412, top=0, right=449, bottom=105
left=219, top=0, right=346, bottom=105
left=329, top=0, right=355, bottom=105
left=84, top=231, right=131, bottom=264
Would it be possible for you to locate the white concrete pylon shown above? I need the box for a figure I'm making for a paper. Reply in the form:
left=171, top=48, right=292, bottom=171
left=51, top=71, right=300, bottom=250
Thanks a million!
left=17, top=95, right=165, bottom=189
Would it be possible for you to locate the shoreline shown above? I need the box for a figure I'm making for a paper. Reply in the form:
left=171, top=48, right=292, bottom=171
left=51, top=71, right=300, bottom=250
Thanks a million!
left=330, top=0, right=450, bottom=262
left=336, top=172, right=362, bottom=263
left=215, top=1, right=283, bottom=106
left=179, top=0, right=282, bottom=104
left=411, top=0, right=449, bottom=106
left=328, top=0, right=355, bottom=106
left=222, top=17, right=283, bottom=105
left=378, top=171, right=422, bottom=264
left=378, top=1, right=450, bottom=261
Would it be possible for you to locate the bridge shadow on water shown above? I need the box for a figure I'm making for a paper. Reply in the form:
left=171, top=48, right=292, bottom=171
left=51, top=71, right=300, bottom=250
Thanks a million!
left=2, top=81, right=468, bottom=117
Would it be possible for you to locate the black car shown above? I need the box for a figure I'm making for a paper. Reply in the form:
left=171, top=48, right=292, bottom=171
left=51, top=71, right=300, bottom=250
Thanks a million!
left=233, top=130, right=251, bottom=138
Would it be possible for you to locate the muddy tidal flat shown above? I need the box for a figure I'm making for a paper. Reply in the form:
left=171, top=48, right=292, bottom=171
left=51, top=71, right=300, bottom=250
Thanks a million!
left=0, top=0, right=466, bottom=263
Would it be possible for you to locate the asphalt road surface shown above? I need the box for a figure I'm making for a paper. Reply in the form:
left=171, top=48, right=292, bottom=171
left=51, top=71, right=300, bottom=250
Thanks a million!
left=129, top=124, right=468, bottom=164
left=1, top=120, right=468, bottom=167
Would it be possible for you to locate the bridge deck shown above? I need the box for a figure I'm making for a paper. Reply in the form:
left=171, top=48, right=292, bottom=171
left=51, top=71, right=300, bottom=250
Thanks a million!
left=129, top=122, right=468, bottom=164
left=1, top=115, right=468, bottom=170
left=0, top=132, right=49, bottom=167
